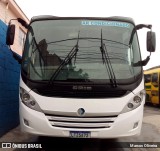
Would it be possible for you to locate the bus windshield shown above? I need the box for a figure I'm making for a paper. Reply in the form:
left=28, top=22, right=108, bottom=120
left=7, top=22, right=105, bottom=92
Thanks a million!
left=22, top=19, right=142, bottom=84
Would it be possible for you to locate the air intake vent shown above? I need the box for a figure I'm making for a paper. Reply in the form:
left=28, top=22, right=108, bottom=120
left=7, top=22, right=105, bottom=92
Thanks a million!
left=45, top=114, right=118, bottom=129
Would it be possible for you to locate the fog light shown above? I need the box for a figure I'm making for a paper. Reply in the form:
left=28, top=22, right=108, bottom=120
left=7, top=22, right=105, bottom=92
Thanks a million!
left=133, top=122, right=139, bottom=129
left=128, top=103, right=134, bottom=108
left=24, top=119, right=29, bottom=126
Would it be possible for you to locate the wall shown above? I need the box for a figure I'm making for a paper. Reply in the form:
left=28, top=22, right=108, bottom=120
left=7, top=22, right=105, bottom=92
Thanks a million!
left=0, top=19, right=20, bottom=137
left=0, top=0, right=29, bottom=137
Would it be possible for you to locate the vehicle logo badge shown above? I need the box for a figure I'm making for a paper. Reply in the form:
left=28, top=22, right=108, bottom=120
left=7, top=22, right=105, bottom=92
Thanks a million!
left=77, top=108, right=85, bottom=116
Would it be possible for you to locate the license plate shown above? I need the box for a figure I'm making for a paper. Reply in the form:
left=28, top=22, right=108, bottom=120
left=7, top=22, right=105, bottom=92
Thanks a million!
left=70, top=131, right=91, bottom=138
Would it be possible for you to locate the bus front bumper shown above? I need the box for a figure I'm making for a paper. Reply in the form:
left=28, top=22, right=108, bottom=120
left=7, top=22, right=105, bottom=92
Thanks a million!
left=20, top=102, right=143, bottom=138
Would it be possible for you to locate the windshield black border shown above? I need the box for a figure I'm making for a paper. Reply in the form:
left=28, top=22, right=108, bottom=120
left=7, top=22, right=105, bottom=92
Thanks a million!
left=21, top=16, right=143, bottom=89
left=30, top=16, right=135, bottom=25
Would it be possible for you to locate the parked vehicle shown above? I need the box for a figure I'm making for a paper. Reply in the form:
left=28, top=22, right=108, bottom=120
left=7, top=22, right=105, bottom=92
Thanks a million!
left=144, top=66, right=160, bottom=105
left=6, top=16, right=156, bottom=138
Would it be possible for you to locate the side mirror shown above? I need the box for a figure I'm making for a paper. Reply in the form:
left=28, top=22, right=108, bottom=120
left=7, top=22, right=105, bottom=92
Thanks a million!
left=147, top=31, right=156, bottom=52
left=6, top=24, right=15, bottom=45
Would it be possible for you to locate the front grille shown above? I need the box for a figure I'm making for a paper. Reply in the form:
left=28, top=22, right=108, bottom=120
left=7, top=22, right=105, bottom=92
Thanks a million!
left=45, top=114, right=118, bottom=129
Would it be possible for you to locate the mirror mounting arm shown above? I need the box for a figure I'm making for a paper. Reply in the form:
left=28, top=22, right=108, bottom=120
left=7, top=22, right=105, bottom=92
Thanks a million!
left=129, top=24, right=152, bottom=46
left=132, top=53, right=151, bottom=67
left=9, top=18, right=29, bottom=29
left=11, top=50, right=22, bottom=64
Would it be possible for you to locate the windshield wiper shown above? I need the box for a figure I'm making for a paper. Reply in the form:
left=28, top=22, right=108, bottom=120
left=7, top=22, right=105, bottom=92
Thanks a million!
left=74, top=31, right=80, bottom=64
left=48, top=31, right=80, bottom=85
left=100, top=29, right=117, bottom=88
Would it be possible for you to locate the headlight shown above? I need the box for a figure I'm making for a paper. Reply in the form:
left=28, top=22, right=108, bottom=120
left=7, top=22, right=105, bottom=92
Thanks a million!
left=20, top=87, right=42, bottom=112
left=133, top=96, right=142, bottom=103
left=22, top=93, right=30, bottom=102
left=127, top=103, right=134, bottom=109
left=140, top=90, right=146, bottom=96
left=121, top=93, right=143, bottom=114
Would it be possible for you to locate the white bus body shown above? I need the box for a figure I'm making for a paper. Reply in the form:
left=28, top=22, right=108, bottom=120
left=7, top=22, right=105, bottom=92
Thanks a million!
left=20, top=78, right=145, bottom=138
left=17, top=16, right=150, bottom=138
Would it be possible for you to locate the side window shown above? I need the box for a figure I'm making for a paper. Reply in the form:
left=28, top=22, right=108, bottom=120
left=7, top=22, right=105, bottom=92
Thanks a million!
left=144, top=74, right=151, bottom=83
left=152, top=73, right=158, bottom=83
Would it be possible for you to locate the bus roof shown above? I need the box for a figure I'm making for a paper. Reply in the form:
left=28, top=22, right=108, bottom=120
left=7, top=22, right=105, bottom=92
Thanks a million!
left=30, top=16, right=135, bottom=25
left=144, top=67, right=160, bottom=74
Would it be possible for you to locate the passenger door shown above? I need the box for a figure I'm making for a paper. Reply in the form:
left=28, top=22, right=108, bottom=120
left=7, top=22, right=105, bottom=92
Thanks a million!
left=151, top=73, right=159, bottom=105
left=144, top=74, right=151, bottom=103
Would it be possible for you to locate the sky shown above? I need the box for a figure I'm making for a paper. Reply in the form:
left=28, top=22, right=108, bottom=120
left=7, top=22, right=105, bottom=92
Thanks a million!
left=15, top=0, right=159, bottom=70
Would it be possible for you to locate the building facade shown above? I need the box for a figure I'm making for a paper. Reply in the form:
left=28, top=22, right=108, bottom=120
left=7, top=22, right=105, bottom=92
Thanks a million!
left=0, top=0, right=29, bottom=55
left=0, top=0, right=29, bottom=137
